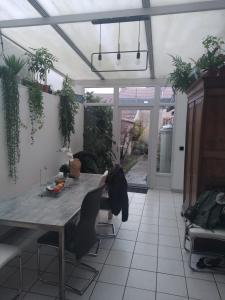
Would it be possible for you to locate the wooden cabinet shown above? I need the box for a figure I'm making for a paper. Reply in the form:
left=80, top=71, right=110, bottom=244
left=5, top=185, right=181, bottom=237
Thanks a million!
left=183, top=73, right=225, bottom=210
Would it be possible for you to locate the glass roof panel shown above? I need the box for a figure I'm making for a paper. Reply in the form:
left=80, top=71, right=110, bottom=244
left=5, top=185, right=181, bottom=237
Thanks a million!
left=0, top=0, right=40, bottom=20
left=38, top=0, right=141, bottom=15
left=2, top=26, right=98, bottom=80
left=150, top=0, right=210, bottom=6
left=151, top=10, right=225, bottom=78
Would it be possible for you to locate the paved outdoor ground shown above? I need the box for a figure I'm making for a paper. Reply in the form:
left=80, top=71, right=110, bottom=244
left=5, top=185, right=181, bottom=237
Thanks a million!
left=125, top=156, right=148, bottom=186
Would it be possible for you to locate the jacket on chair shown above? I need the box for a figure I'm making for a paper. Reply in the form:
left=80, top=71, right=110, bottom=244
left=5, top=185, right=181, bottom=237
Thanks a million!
left=106, top=165, right=129, bottom=222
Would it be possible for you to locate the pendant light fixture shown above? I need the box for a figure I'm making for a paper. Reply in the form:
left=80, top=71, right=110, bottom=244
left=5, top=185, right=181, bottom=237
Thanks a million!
left=91, top=19, right=148, bottom=72
left=136, top=21, right=141, bottom=65
left=116, top=22, right=121, bottom=66
left=97, top=24, right=102, bottom=66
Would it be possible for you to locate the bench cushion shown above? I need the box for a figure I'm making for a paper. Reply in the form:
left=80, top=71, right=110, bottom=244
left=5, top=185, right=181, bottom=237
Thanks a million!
left=189, top=227, right=225, bottom=240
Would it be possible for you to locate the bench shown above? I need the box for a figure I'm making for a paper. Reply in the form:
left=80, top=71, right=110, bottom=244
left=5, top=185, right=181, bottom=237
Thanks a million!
left=184, top=225, right=225, bottom=271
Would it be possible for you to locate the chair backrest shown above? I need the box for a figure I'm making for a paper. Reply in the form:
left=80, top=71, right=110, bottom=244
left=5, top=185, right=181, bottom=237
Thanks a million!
left=99, top=170, right=108, bottom=187
left=66, top=184, right=105, bottom=259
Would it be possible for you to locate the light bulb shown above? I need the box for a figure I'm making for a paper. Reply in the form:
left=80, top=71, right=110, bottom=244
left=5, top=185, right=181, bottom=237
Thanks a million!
left=136, top=51, right=141, bottom=65
left=97, top=53, right=102, bottom=68
left=116, top=52, right=121, bottom=66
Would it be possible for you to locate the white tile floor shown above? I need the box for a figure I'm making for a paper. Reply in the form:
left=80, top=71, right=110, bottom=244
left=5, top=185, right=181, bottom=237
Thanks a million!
left=1, top=190, right=225, bottom=299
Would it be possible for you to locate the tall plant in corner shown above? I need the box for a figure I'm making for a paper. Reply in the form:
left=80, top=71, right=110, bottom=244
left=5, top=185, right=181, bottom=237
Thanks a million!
left=59, top=76, right=79, bottom=147
left=0, top=55, right=25, bottom=181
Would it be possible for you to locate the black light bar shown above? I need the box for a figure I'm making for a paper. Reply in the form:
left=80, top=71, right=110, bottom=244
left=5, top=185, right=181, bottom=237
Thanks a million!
left=92, top=15, right=149, bottom=24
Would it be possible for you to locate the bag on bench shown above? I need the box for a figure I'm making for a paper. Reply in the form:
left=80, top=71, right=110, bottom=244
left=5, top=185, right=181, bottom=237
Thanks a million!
left=184, top=191, right=225, bottom=229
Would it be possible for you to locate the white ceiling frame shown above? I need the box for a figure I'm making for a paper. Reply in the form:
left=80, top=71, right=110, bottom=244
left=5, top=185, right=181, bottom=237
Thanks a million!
left=73, top=78, right=169, bottom=88
left=142, top=0, right=155, bottom=79
left=0, top=1, right=225, bottom=28
left=27, top=0, right=104, bottom=80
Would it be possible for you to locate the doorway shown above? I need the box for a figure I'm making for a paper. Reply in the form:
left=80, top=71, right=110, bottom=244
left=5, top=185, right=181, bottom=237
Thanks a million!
left=119, top=108, right=151, bottom=190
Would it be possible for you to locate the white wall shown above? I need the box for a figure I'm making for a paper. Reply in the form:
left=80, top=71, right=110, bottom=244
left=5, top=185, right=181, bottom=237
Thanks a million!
left=0, top=84, right=83, bottom=199
left=171, top=93, right=188, bottom=191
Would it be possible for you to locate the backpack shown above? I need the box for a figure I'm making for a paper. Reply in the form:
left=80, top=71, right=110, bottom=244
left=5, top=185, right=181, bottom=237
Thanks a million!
left=184, top=191, right=225, bottom=229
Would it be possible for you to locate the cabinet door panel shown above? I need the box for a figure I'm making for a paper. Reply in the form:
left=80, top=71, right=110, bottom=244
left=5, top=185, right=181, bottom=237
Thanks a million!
left=183, top=102, right=194, bottom=209
left=191, top=100, right=203, bottom=205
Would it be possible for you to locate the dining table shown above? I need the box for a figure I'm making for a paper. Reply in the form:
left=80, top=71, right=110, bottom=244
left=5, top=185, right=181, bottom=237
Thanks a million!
left=0, top=173, right=102, bottom=300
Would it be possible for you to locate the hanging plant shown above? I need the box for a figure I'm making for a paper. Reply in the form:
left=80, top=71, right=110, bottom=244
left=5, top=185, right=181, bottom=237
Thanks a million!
left=59, top=76, right=79, bottom=147
left=0, top=55, right=25, bottom=181
left=23, top=79, right=44, bottom=144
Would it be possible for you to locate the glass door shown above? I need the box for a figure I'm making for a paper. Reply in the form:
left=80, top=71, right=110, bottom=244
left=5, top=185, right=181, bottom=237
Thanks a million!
left=119, top=108, right=151, bottom=188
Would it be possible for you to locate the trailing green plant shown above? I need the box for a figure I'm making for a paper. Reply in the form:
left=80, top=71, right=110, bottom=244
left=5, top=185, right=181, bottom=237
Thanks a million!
left=83, top=92, right=115, bottom=172
left=59, top=75, right=79, bottom=147
left=168, top=35, right=225, bottom=94
left=25, top=47, right=57, bottom=83
left=22, top=79, right=44, bottom=144
left=23, top=79, right=44, bottom=144
left=0, top=55, right=25, bottom=181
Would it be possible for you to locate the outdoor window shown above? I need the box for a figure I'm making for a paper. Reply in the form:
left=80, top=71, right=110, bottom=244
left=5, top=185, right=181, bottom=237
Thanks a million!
left=119, top=87, right=155, bottom=106
left=160, top=87, right=175, bottom=105
left=84, top=88, right=114, bottom=104
left=156, top=106, right=174, bottom=173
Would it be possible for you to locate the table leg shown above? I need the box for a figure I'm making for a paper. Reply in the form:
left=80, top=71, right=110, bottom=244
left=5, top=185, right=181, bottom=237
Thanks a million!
left=59, top=229, right=65, bottom=300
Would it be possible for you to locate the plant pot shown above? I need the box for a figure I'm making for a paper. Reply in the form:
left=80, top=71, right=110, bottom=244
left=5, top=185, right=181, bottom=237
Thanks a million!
left=42, top=84, right=49, bottom=93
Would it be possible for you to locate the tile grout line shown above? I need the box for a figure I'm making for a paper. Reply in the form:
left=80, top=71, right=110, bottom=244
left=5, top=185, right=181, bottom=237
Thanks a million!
left=23, top=251, right=58, bottom=299
left=174, top=191, right=190, bottom=300
left=155, top=190, right=160, bottom=300
left=121, top=193, right=146, bottom=300
left=213, top=273, right=223, bottom=300
left=88, top=193, right=131, bottom=300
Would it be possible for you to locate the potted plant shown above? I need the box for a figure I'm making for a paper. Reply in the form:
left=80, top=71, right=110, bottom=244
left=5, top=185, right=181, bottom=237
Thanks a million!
left=168, top=35, right=225, bottom=94
left=0, top=55, right=25, bottom=181
left=25, top=47, right=57, bottom=92
left=59, top=75, right=79, bottom=147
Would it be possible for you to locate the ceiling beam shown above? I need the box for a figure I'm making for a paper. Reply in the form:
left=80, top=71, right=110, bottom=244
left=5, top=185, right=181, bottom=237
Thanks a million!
left=142, top=0, right=155, bottom=79
left=0, top=1, right=225, bottom=28
left=27, top=0, right=104, bottom=80
left=73, top=78, right=169, bottom=88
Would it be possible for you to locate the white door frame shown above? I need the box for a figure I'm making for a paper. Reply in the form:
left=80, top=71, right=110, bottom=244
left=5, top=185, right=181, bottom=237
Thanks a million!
left=113, top=86, right=160, bottom=189
left=117, top=106, right=152, bottom=188
left=84, top=85, right=167, bottom=190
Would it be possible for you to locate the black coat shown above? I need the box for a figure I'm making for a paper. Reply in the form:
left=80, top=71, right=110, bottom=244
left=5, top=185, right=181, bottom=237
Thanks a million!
left=106, top=165, right=129, bottom=222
